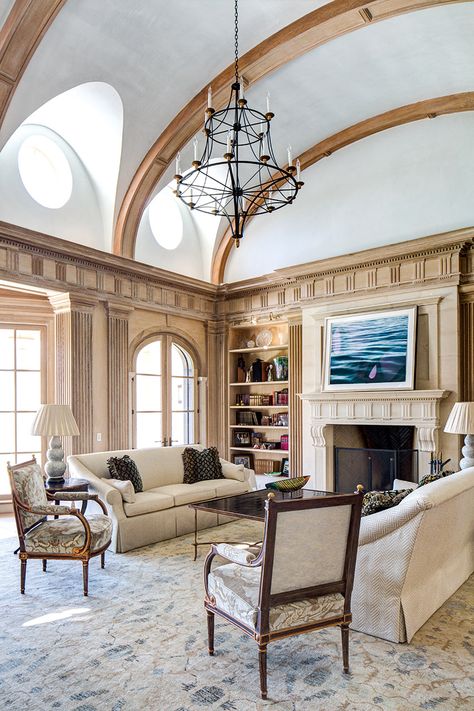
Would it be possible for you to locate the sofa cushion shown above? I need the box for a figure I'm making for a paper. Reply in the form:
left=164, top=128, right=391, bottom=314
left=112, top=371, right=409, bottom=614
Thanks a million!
left=123, top=491, right=174, bottom=517
left=213, top=478, right=249, bottom=497
left=182, top=447, right=224, bottom=484
left=220, top=460, right=245, bottom=482
left=417, top=471, right=454, bottom=487
left=24, top=514, right=112, bottom=554
left=108, top=479, right=136, bottom=503
left=107, top=455, right=143, bottom=492
left=362, top=488, right=413, bottom=516
left=153, top=482, right=217, bottom=506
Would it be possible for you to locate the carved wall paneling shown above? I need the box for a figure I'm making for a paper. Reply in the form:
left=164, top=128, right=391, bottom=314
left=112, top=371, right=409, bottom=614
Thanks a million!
left=48, top=293, right=97, bottom=458
left=106, top=302, right=134, bottom=450
left=289, top=317, right=303, bottom=476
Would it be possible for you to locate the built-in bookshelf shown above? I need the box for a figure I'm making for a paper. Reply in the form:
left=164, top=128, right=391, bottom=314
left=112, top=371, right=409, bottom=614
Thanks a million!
left=227, top=322, right=290, bottom=476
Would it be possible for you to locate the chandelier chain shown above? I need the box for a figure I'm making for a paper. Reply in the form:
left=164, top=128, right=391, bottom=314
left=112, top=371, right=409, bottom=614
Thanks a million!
left=234, top=0, right=239, bottom=83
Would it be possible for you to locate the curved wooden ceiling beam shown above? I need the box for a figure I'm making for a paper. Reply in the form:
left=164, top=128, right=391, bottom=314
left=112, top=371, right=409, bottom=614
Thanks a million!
left=114, top=0, right=469, bottom=260
left=0, top=0, right=67, bottom=129
left=211, top=91, right=474, bottom=284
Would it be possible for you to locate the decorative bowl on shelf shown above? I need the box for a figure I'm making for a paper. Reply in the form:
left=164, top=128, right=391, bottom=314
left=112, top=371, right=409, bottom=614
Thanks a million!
left=246, top=340, right=255, bottom=348
left=265, top=475, right=310, bottom=492
left=256, top=329, right=273, bottom=348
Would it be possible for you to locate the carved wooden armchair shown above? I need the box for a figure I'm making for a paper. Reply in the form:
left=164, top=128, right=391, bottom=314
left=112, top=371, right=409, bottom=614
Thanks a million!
left=8, top=457, right=112, bottom=596
left=204, top=491, right=363, bottom=699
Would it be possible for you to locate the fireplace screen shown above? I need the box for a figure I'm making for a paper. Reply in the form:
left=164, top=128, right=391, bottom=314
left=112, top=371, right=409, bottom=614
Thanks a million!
left=334, top=447, right=418, bottom=493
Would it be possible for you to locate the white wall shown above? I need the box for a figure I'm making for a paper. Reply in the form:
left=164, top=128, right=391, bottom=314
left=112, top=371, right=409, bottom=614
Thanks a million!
left=225, top=113, right=474, bottom=282
left=0, top=124, right=104, bottom=249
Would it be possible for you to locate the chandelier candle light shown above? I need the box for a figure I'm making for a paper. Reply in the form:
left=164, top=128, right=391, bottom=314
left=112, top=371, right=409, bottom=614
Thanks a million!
left=174, top=0, right=303, bottom=247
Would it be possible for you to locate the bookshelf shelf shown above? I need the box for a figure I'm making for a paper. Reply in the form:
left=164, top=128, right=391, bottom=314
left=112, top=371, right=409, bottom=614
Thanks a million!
left=228, top=322, right=290, bottom=471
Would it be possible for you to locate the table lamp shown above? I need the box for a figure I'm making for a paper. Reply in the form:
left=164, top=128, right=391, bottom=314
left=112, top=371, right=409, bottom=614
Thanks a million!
left=32, top=404, right=80, bottom=481
left=444, top=402, right=474, bottom=469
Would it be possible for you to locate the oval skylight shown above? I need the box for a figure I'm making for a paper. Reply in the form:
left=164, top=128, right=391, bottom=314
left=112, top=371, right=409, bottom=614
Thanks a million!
left=18, top=135, right=73, bottom=209
left=148, top=188, right=183, bottom=250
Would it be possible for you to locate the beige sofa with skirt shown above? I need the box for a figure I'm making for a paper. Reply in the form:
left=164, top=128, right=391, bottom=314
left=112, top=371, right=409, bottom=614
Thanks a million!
left=68, top=445, right=255, bottom=553
left=351, top=467, right=474, bottom=643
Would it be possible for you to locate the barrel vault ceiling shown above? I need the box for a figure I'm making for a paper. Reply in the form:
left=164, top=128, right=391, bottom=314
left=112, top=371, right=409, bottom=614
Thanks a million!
left=0, top=0, right=473, bottom=283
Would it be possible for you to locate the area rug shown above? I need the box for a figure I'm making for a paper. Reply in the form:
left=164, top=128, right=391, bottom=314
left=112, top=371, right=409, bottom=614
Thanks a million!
left=0, top=520, right=472, bottom=711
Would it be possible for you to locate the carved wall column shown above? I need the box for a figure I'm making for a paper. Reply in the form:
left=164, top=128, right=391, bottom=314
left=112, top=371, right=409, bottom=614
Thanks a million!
left=289, top=314, right=303, bottom=477
left=106, top=301, right=134, bottom=450
left=460, top=289, right=474, bottom=401
left=49, top=293, right=98, bottom=457
left=207, top=319, right=227, bottom=452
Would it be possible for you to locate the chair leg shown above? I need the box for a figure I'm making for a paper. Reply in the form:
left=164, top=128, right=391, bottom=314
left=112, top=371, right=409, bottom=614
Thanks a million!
left=42, top=559, right=47, bottom=572
left=207, top=611, right=215, bottom=656
left=82, top=560, right=89, bottom=596
left=341, top=624, right=350, bottom=673
left=20, top=558, right=27, bottom=594
left=258, top=644, right=268, bottom=700
left=101, top=551, right=105, bottom=569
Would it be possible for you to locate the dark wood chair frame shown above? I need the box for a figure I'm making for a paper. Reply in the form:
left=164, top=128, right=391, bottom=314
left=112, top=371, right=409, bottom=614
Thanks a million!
left=204, top=491, right=363, bottom=700
left=8, top=457, right=112, bottom=596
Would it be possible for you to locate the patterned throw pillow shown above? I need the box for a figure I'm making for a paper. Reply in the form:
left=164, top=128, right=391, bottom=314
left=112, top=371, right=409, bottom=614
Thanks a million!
left=182, top=447, right=224, bottom=484
left=107, top=455, right=143, bottom=493
left=362, top=488, right=413, bottom=517
left=417, top=471, right=454, bottom=487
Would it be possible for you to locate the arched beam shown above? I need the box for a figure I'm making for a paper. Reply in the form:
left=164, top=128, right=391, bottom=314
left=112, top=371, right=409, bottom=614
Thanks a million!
left=211, top=91, right=474, bottom=284
left=0, top=0, right=67, bottom=129
left=114, top=0, right=469, bottom=260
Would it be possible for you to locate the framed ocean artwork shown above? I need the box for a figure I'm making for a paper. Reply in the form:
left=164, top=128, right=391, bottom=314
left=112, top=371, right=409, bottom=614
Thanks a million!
left=323, top=307, right=417, bottom=391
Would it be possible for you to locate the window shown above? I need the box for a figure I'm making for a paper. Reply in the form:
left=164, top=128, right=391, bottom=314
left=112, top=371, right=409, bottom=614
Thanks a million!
left=134, top=336, right=197, bottom=448
left=0, top=328, right=44, bottom=496
left=18, top=135, right=73, bottom=209
left=148, top=188, right=183, bottom=250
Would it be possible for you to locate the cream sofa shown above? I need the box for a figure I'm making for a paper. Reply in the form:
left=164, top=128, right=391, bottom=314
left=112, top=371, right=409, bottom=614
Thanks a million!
left=351, top=467, right=474, bottom=643
left=68, top=445, right=256, bottom=553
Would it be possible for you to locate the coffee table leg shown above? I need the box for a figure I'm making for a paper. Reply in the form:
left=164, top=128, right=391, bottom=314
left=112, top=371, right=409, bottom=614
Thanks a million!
left=193, top=508, right=198, bottom=561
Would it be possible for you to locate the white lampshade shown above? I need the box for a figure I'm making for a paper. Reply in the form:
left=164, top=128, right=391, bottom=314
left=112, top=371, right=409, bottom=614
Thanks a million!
left=32, top=404, right=80, bottom=436
left=444, top=402, right=474, bottom=435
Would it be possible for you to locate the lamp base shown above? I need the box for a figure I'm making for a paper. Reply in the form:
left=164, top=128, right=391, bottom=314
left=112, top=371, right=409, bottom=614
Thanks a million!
left=44, top=435, right=67, bottom=480
left=460, top=434, right=474, bottom=469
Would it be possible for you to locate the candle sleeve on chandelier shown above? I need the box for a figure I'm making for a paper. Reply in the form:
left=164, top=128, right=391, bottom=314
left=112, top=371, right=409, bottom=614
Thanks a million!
left=287, top=145, right=292, bottom=167
left=193, top=137, right=198, bottom=161
left=208, top=86, right=212, bottom=108
left=296, top=158, right=301, bottom=181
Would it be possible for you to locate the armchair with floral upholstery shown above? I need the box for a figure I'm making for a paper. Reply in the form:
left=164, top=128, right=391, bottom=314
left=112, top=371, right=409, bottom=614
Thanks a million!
left=204, top=491, right=363, bottom=699
left=8, top=457, right=112, bottom=596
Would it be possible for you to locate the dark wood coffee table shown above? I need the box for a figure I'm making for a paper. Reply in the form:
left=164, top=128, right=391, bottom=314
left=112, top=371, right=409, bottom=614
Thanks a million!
left=189, top=488, right=335, bottom=560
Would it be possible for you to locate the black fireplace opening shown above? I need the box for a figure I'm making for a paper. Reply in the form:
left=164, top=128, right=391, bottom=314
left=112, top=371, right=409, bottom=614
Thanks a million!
left=334, top=425, right=418, bottom=493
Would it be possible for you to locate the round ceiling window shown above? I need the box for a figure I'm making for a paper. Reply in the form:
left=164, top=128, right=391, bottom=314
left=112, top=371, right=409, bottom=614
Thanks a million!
left=148, top=188, right=183, bottom=250
left=18, top=135, right=73, bottom=209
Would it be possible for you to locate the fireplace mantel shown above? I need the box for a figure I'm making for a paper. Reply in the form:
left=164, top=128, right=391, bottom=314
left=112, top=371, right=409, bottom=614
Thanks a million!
left=300, top=389, right=449, bottom=429
left=300, top=390, right=450, bottom=488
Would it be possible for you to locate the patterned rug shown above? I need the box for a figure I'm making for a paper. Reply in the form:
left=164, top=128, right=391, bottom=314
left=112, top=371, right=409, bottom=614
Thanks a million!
left=0, top=520, right=473, bottom=711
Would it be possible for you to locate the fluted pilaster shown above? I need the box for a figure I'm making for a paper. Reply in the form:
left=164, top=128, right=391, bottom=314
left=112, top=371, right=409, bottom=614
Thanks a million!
left=49, top=293, right=98, bottom=457
left=289, top=316, right=303, bottom=477
left=106, top=302, right=134, bottom=450
left=207, top=319, right=227, bottom=451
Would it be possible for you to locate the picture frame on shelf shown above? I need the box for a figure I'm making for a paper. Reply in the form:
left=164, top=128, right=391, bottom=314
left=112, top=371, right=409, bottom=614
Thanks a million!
left=233, top=454, right=252, bottom=469
left=234, top=430, right=252, bottom=447
left=322, top=307, right=417, bottom=391
left=280, top=457, right=289, bottom=476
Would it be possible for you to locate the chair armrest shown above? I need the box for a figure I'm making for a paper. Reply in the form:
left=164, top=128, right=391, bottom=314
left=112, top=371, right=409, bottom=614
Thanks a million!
left=215, top=542, right=261, bottom=566
left=244, top=467, right=256, bottom=490
left=47, top=491, right=108, bottom=514
left=358, top=496, right=422, bottom=546
left=31, top=504, right=73, bottom=516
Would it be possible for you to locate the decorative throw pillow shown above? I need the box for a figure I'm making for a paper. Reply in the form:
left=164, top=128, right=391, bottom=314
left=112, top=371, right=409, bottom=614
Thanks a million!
left=107, top=478, right=136, bottom=503
left=417, top=471, right=454, bottom=487
left=182, top=447, right=224, bottom=484
left=362, top=488, right=413, bottom=517
left=106, top=455, right=143, bottom=493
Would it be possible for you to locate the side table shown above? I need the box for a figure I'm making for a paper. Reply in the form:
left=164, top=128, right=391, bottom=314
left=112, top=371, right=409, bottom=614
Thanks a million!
left=46, top=478, right=90, bottom=515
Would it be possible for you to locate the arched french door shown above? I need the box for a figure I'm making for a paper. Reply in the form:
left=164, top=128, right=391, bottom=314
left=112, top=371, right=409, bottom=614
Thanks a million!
left=132, top=335, right=197, bottom=448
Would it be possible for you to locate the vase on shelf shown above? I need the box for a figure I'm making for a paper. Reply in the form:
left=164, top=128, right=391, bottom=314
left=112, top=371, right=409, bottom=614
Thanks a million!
left=273, top=355, right=288, bottom=381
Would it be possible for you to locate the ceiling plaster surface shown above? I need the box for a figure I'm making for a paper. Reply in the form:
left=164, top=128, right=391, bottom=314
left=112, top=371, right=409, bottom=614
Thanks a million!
left=0, top=0, right=14, bottom=28
left=0, top=0, right=323, bottom=219
left=224, top=113, right=474, bottom=282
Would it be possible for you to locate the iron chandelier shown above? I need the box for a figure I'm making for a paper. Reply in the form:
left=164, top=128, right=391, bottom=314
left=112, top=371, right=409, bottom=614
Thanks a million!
left=174, top=0, right=303, bottom=247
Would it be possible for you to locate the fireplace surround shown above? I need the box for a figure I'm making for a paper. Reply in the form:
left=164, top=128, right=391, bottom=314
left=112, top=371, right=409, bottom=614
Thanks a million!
left=301, top=390, right=449, bottom=490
